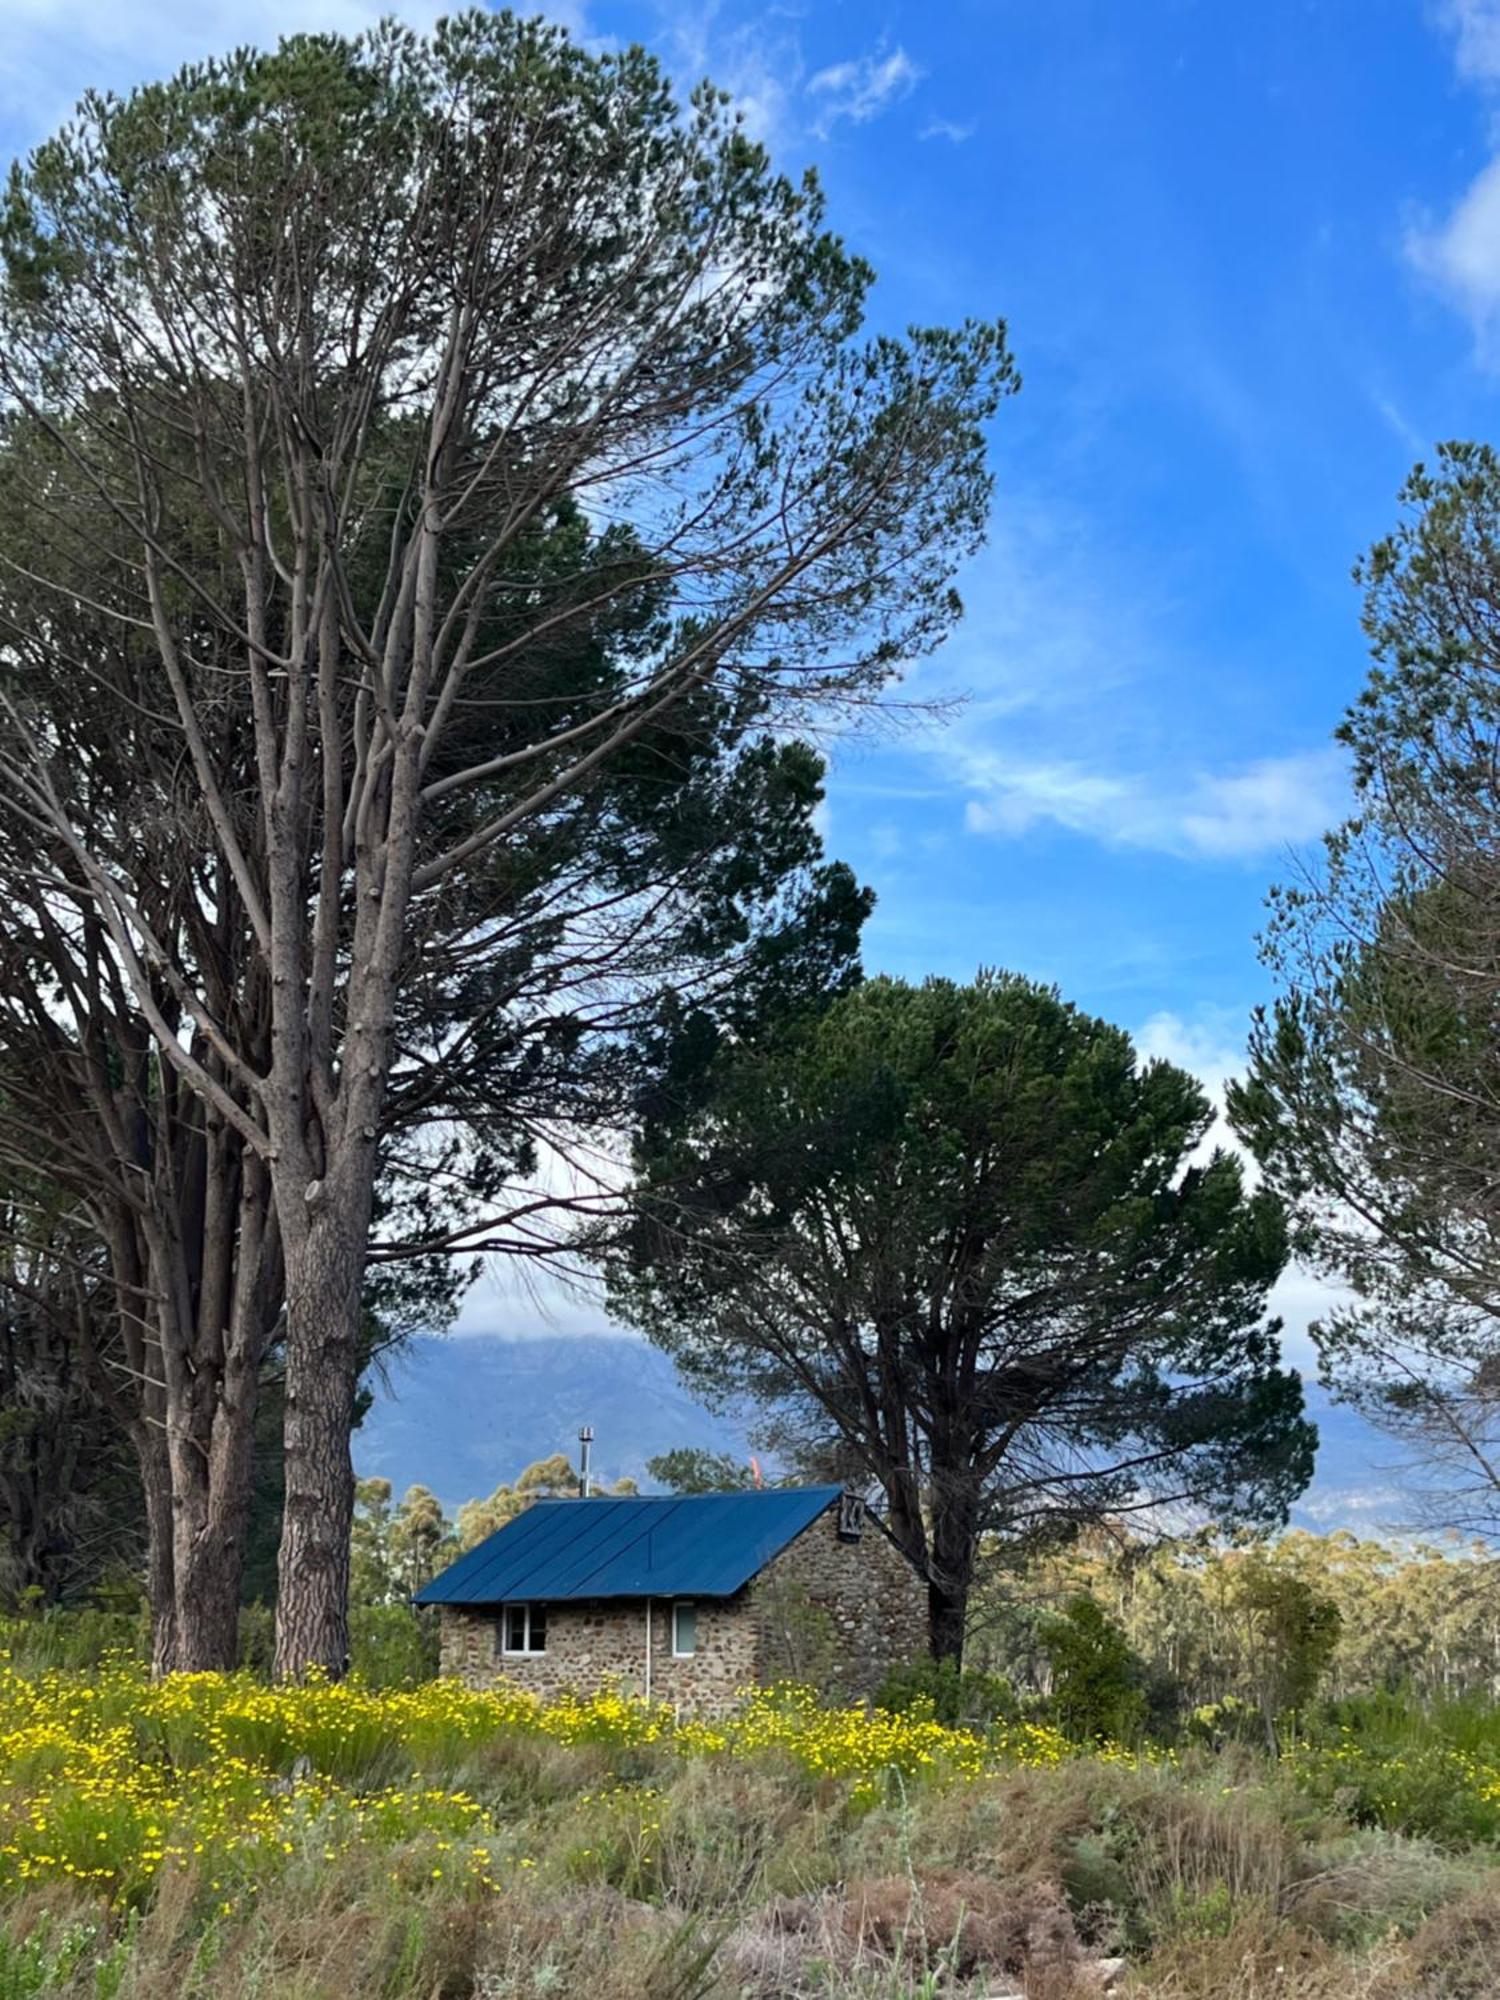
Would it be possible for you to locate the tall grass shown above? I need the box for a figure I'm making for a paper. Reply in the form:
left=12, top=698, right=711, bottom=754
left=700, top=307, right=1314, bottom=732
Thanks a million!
left=1, top=1658, right=1500, bottom=1995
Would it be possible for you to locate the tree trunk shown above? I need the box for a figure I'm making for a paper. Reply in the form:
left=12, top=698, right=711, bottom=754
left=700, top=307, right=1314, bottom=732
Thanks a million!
left=929, top=1575, right=969, bottom=1665
left=168, top=1344, right=262, bottom=1672
left=136, top=1428, right=177, bottom=1676
left=273, top=1201, right=368, bottom=1679
left=927, top=1477, right=981, bottom=1665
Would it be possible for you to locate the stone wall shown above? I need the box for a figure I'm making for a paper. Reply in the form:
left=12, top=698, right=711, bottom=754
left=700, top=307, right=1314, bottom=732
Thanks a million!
left=437, top=1593, right=758, bottom=1707
left=750, top=1506, right=928, bottom=1701
left=436, top=1499, right=929, bottom=1711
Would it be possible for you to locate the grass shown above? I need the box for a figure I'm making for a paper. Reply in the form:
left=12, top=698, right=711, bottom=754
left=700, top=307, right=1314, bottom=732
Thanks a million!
left=2, top=1655, right=1500, bottom=1996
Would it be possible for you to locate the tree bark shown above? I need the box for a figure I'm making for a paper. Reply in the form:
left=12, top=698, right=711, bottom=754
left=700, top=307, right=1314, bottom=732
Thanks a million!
left=272, top=1200, right=370, bottom=1678
left=168, top=1345, right=262, bottom=1672
left=927, top=1476, right=981, bottom=1664
left=135, top=1426, right=177, bottom=1676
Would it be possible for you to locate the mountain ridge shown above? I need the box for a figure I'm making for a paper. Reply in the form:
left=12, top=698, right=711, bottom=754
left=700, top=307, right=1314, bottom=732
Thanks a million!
left=355, top=1330, right=1435, bottom=1538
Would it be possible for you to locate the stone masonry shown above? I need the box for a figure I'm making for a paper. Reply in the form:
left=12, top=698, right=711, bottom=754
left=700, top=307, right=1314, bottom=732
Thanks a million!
left=436, top=1501, right=928, bottom=1712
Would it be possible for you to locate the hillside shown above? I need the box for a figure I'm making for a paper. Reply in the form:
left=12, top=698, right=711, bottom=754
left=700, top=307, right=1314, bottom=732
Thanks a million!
left=354, top=1332, right=758, bottom=1506
left=356, top=1331, right=1412, bottom=1533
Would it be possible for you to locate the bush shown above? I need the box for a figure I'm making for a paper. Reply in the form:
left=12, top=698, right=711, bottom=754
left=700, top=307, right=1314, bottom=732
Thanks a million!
left=1040, top=1597, right=1149, bottom=1745
left=875, top=1654, right=1016, bottom=1728
left=349, top=1605, right=440, bottom=1688
left=0, top=1609, right=146, bottom=1674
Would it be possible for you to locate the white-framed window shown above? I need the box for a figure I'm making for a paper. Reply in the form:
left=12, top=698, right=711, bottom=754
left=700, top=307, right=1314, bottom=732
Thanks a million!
left=499, top=1603, right=548, bottom=1655
left=672, top=1599, right=697, bottom=1658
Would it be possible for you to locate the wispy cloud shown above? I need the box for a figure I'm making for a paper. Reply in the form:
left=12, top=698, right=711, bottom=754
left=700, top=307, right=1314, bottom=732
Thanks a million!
left=958, top=744, right=1347, bottom=862
left=0, top=0, right=586, bottom=146
left=1407, top=1, right=1500, bottom=352
left=1135, top=1006, right=1246, bottom=1105
left=1438, top=0, right=1500, bottom=83
left=920, top=116, right=976, bottom=145
left=645, top=2, right=801, bottom=149
left=807, top=43, right=921, bottom=135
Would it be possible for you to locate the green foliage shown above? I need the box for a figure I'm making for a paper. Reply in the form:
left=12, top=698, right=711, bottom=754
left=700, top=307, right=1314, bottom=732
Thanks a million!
left=1229, top=1556, right=1342, bottom=1726
left=350, top=1480, right=457, bottom=1603
left=875, top=1654, right=1016, bottom=1728
left=0, top=1608, right=147, bottom=1674
left=453, top=1456, right=637, bottom=1551
left=0, top=1917, right=128, bottom=1999
left=348, top=1605, right=441, bottom=1689
left=1233, top=442, right=1500, bottom=1528
left=614, top=970, right=1312, bottom=1655
left=645, top=1448, right=758, bottom=1493
left=3, top=1650, right=1500, bottom=1994
left=1040, top=1596, right=1149, bottom=1745
left=1292, top=1698, right=1500, bottom=1847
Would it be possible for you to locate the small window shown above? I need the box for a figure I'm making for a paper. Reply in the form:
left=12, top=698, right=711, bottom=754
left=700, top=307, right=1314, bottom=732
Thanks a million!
left=672, top=1600, right=697, bottom=1657
left=500, top=1603, right=547, bottom=1655
left=838, top=1492, right=866, bottom=1541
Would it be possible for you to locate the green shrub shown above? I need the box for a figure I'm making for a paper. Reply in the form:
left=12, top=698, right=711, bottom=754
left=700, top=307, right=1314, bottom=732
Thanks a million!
left=876, top=1654, right=1016, bottom=1728
left=0, top=1609, right=146, bottom=1673
left=0, top=1915, right=129, bottom=1999
left=349, top=1604, right=440, bottom=1688
left=1040, top=1596, right=1149, bottom=1745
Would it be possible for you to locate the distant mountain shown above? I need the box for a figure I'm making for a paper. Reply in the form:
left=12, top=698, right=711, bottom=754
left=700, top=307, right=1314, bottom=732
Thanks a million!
left=356, top=1331, right=1435, bottom=1534
left=1288, top=1380, right=1443, bottom=1538
left=355, top=1332, right=758, bottom=1508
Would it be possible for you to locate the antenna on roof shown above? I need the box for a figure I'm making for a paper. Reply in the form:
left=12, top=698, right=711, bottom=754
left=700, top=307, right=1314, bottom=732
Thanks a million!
left=578, top=1425, right=594, bottom=1499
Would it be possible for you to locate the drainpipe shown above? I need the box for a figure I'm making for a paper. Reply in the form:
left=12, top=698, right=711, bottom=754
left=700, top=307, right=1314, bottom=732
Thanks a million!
left=644, top=1597, right=653, bottom=1703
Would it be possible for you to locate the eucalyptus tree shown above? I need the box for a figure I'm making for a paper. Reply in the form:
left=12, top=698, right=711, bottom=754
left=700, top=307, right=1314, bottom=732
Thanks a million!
left=610, top=973, right=1312, bottom=1660
left=1232, top=443, right=1500, bottom=1533
left=0, top=15, right=1010, bottom=1672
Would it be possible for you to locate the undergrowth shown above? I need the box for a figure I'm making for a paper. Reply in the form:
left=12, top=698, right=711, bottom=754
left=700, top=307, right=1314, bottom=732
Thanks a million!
left=1, top=1657, right=1499, bottom=1996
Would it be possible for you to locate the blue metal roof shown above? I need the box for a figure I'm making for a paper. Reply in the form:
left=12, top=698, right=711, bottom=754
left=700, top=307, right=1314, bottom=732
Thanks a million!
left=414, top=1486, right=843, bottom=1606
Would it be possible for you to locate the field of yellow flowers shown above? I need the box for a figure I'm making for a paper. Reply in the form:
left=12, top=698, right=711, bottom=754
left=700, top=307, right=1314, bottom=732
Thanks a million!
left=0, top=1652, right=1096, bottom=1913
left=11, top=1656, right=1500, bottom=1998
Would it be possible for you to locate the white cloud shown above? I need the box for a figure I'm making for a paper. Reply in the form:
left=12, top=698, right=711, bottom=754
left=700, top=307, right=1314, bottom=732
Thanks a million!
left=0, top=0, right=586, bottom=149
left=919, top=116, right=975, bottom=145
left=451, top=1264, right=622, bottom=1342
left=1407, top=2, right=1500, bottom=350
left=959, top=744, right=1347, bottom=862
left=1439, top=0, right=1500, bottom=84
left=1407, top=155, right=1500, bottom=342
left=807, top=44, right=921, bottom=135
left=1136, top=1007, right=1245, bottom=1108
left=1135, top=1005, right=1246, bottom=1170
left=645, top=3, right=800, bottom=149
left=1180, top=748, right=1347, bottom=857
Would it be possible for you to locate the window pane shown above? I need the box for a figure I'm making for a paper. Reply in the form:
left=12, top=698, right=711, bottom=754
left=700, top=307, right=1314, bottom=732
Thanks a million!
left=673, top=1601, right=697, bottom=1656
left=528, top=1605, right=547, bottom=1652
left=504, top=1605, right=526, bottom=1652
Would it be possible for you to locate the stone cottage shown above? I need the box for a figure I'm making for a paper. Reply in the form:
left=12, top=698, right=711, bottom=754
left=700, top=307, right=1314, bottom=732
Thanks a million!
left=414, top=1485, right=927, bottom=1710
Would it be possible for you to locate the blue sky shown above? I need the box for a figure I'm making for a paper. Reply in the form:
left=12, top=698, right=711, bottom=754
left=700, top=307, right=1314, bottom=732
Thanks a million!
left=6, top=0, right=1499, bottom=1375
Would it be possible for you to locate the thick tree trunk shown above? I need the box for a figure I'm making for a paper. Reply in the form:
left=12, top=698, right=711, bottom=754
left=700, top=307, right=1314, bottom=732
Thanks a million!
left=273, top=1202, right=368, bottom=1679
left=926, top=1477, right=981, bottom=1665
left=929, top=1576, right=969, bottom=1665
left=168, top=1345, right=262, bottom=1672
